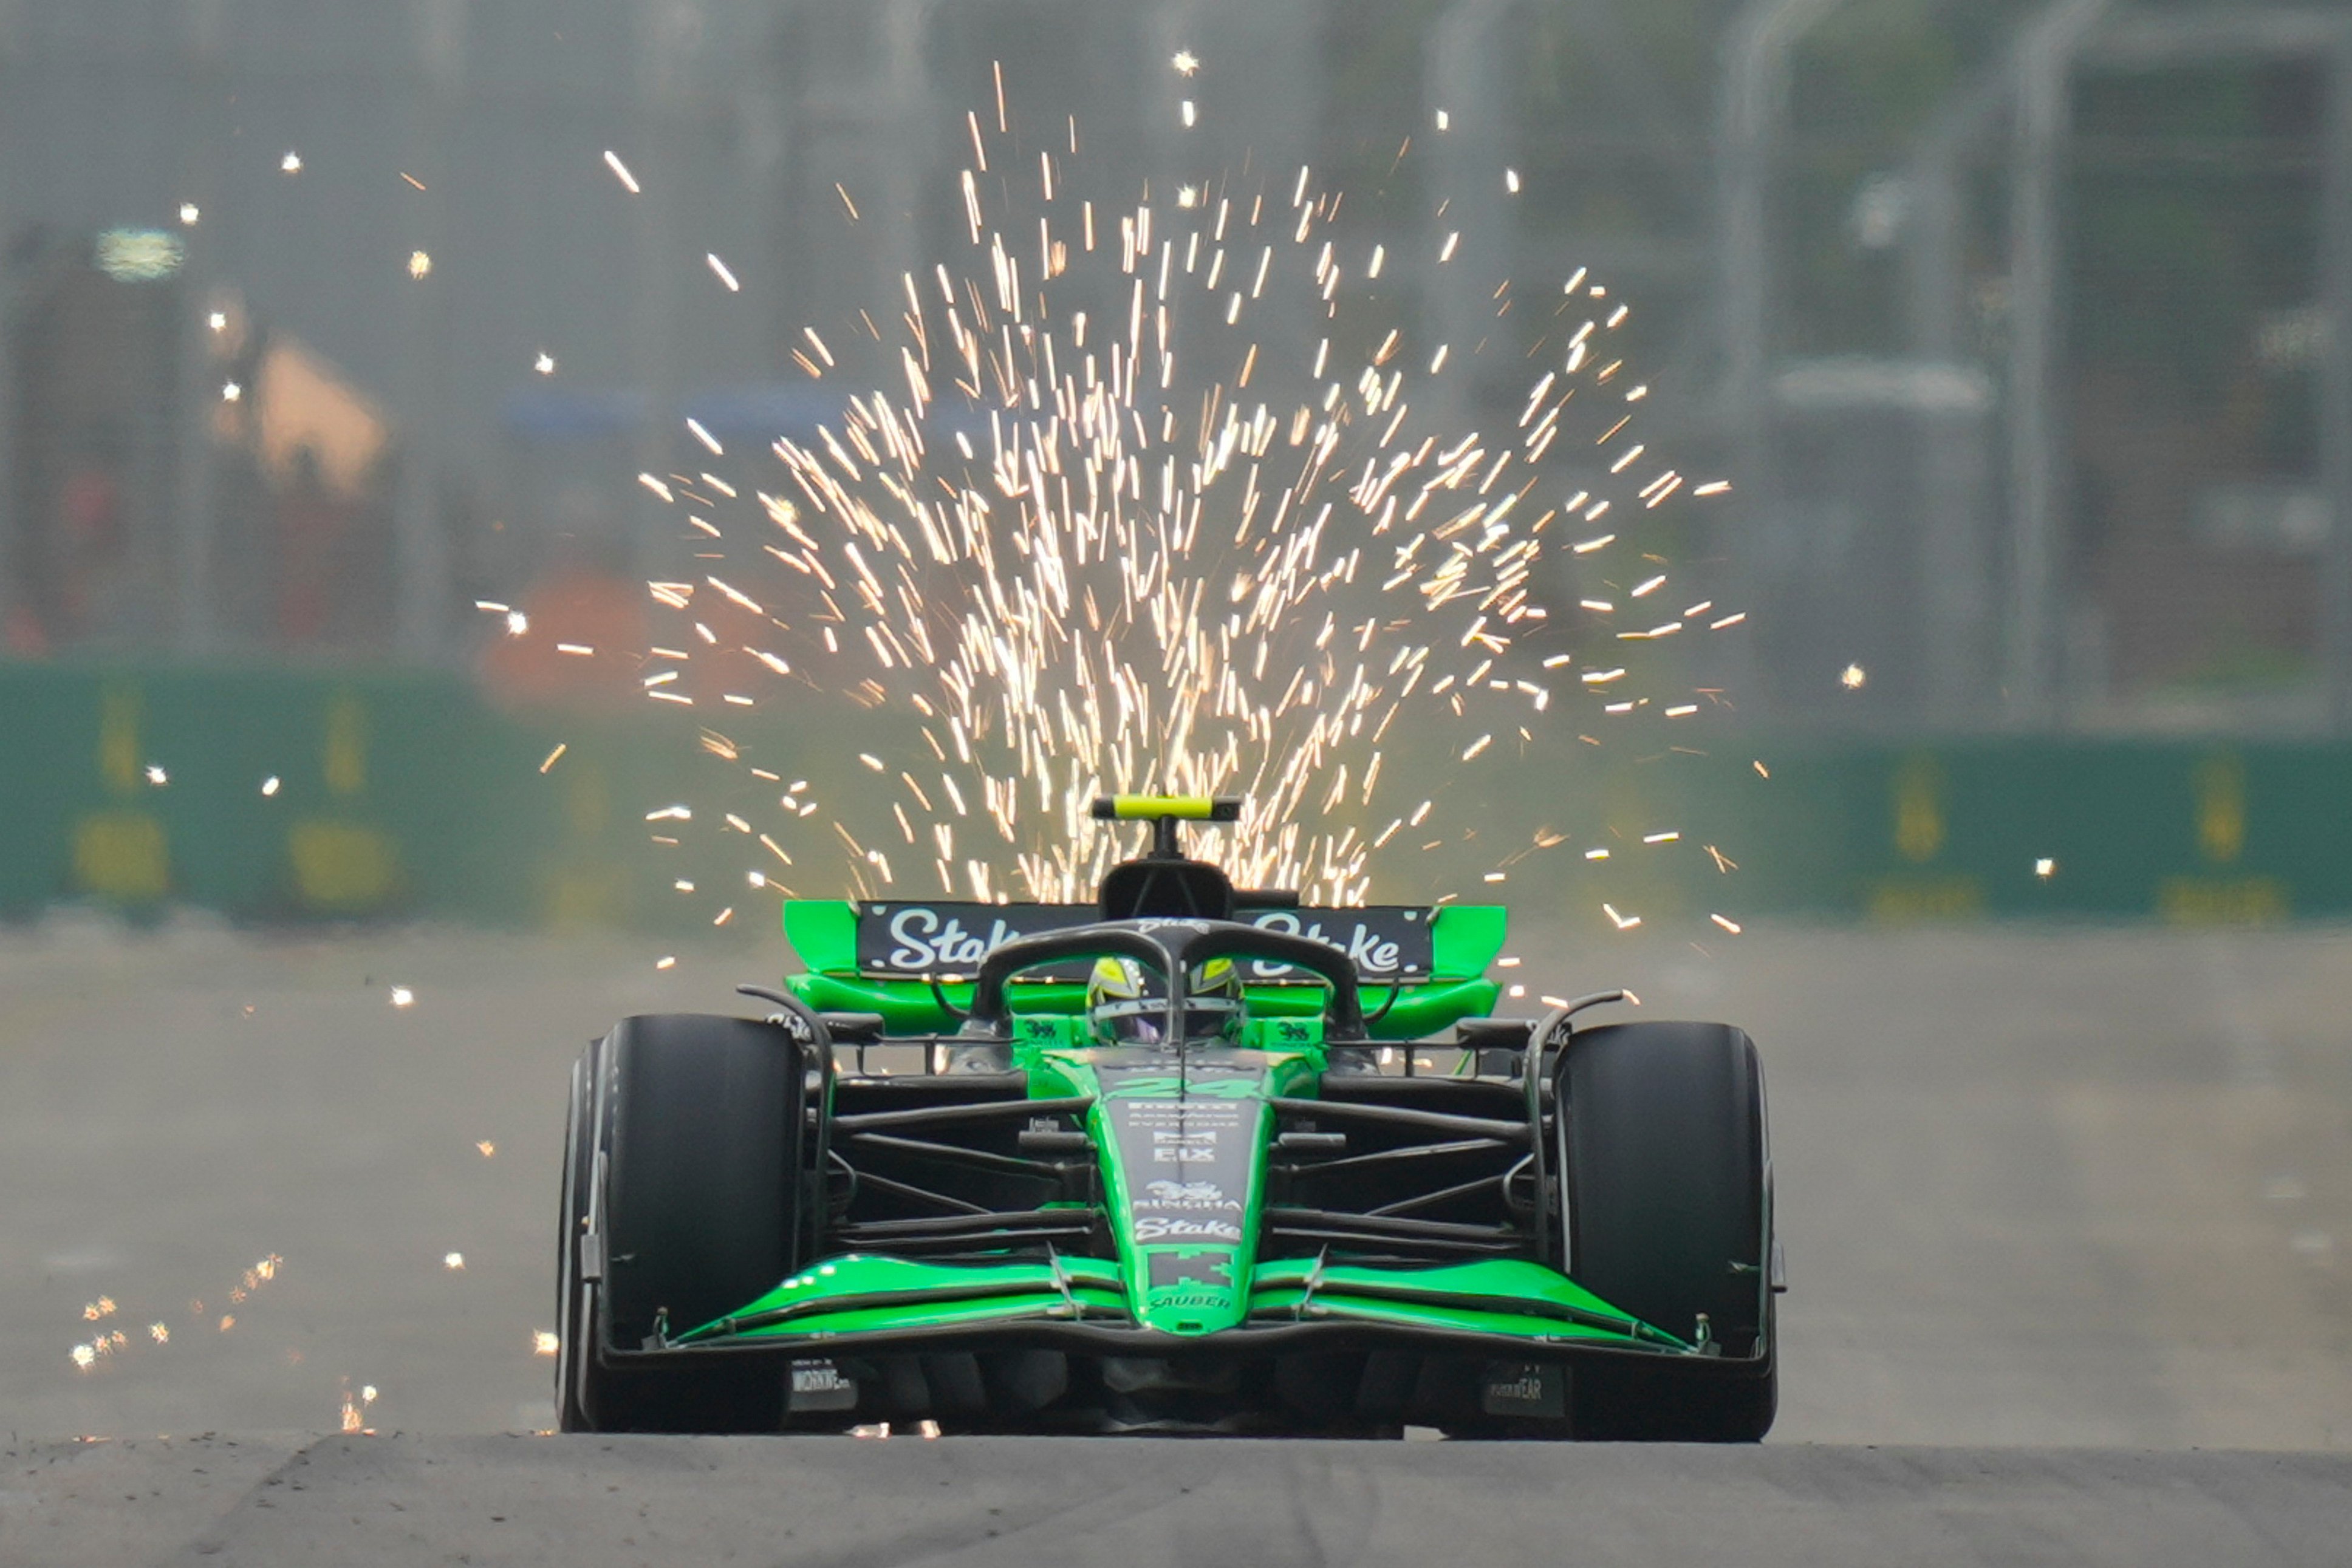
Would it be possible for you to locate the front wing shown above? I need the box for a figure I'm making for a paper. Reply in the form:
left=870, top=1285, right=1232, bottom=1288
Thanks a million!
left=648, top=1254, right=1711, bottom=1360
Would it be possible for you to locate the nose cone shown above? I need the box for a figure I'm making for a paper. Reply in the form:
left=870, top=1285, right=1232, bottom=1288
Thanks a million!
left=1093, top=1062, right=1271, bottom=1335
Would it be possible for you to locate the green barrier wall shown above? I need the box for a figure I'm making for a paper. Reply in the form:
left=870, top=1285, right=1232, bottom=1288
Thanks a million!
left=0, top=664, right=747, bottom=930
left=1687, top=742, right=2350, bottom=922
left=2, top=664, right=2345, bottom=926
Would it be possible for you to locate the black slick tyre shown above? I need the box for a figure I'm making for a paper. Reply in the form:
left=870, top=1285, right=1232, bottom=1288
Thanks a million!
left=556, top=1013, right=804, bottom=1433
left=1558, top=1020, right=1776, bottom=1441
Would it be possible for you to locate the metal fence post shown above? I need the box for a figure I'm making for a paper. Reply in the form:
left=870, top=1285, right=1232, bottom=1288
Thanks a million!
left=0, top=0, right=19, bottom=648
left=391, top=0, right=467, bottom=663
left=170, top=0, right=233, bottom=656
left=2003, top=0, right=2113, bottom=726
left=1720, top=0, right=1848, bottom=468
left=2323, top=32, right=2352, bottom=733
left=1905, top=71, right=2007, bottom=725
left=1426, top=0, right=1510, bottom=432
left=1716, top=0, right=1851, bottom=714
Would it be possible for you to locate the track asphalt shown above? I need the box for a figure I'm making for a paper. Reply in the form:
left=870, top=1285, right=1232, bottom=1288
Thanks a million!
left=4, top=917, right=2350, bottom=1563
left=9, top=1432, right=2351, bottom=1566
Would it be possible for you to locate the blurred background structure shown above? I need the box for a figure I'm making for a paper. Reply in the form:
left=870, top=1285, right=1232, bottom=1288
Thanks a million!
left=5, top=1, right=2352, bottom=927
left=4, top=0, right=2349, bottom=729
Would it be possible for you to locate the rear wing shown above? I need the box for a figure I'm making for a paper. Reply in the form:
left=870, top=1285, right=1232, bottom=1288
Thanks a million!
left=780, top=899, right=1507, bottom=1043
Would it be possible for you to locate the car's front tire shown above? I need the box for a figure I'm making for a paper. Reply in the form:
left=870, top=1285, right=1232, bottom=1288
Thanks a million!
left=556, top=1013, right=805, bottom=1433
left=1557, top=1019, right=1776, bottom=1441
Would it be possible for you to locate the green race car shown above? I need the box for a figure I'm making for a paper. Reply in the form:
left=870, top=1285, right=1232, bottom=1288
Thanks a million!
left=556, top=797, right=1780, bottom=1439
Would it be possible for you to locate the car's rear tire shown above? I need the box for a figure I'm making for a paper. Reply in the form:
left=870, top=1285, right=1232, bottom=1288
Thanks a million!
left=556, top=1013, right=805, bottom=1433
left=1557, top=1020, right=1776, bottom=1441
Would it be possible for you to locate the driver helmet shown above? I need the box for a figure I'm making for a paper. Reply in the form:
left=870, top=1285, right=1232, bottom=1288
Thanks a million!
left=1188, top=957, right=1245, bottom=1043
left=1085, top=956, right=1247, bottom=1045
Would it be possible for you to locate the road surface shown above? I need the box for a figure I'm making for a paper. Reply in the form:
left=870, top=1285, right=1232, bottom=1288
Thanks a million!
left=3, top=913, right=2348, bottom=1562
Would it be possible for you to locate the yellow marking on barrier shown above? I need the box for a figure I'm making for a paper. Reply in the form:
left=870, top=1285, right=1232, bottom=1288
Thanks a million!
left=1893, top=754, right=1946, bottom=865
left=2158, top=876, right=2283, bottom=925
left=545, top=864, right=628, bottom=929
left=1867, top=876, right=1983, bottom=922
left=74, top=812, right=168, bottom=900
left=289, top=820, right=396, bottom=909
left=98, top=684, right=141, bottom=797
left=324, top=692, right=367, bottom=797
left=2195, top=753, right=2245, bottom=866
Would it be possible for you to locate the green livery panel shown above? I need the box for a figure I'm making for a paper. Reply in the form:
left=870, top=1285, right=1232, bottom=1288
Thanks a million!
left=677, top=1033, right=1691, bottom=1361
left=639, top=898, right=1707, bottom=1375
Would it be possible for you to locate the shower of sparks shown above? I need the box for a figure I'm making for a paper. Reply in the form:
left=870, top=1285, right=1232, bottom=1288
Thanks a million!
left=261, top=775, right=281, bottom=796
left=143, top=765, right=167, bottom=786
left=2034, top=857, right=2057, bottom=879
left=542, top=69, right=1751, bottom=920
left=477, top=1140, right=497, bottom=1157
left=539, top=743, right=568, bottom=774
left=339, top=1380, right=379, bottom=1434
left=389, top=986, right=415, bottom=1008
left=67, top=1255, right=281, bottom=1376
left=220, top=381, right=242, bottom=403
left=535, top=351, right=556, bottom=375
left=178, top=203, right=200, bottom=225
left=603, top=150, right=641, bottom=194
left=533, top=1331, right=561, bottom=1357
left=1841, top=663, right=1867, bottom=690
left=279, top=151, right=302, bottom=174
left=408, top=250, right=432, bottom=279
left=706, top=253, right=742, bottom=292
left=443, top=1252, right=465, bottom=1271
left=1172, top=51, right=1200, bottom=76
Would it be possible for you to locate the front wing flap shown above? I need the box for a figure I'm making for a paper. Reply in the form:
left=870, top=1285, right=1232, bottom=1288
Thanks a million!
left=665, top=1254, right=1700, bottom=1357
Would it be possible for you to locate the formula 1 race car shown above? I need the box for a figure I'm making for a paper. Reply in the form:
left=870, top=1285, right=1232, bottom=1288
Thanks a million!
left=556, top=796, right=1780, bottom=1439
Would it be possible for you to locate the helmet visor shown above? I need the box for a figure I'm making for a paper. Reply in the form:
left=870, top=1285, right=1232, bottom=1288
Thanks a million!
left=1088, top=996, right=1245, bottom=1044
left=1090, top=997, right=1166, bottom=1043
